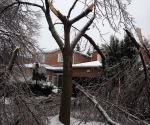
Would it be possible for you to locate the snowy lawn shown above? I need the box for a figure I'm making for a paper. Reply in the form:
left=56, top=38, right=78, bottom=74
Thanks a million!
left=47, top=115, right=105, bottom=125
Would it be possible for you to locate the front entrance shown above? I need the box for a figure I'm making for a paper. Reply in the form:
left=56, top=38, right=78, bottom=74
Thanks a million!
left=53, top=72, right=63, bottom=88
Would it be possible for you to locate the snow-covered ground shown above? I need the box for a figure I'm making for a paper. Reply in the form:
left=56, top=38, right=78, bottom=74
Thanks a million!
left=47, top=115, right=105, bottom=125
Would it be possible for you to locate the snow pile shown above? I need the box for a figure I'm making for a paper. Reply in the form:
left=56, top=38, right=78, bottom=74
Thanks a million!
left=47, top=115, right=105, bottom=125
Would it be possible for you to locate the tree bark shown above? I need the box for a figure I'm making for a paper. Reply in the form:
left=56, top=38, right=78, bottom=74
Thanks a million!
left=59, top=22, right=73, bottom=125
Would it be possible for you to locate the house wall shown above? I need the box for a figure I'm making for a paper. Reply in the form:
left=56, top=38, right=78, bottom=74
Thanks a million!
left=91, top=51, right=98, bottom=61
left=91, top=48, right=105, bottom=62
left=45, top=50, right=63, bottom=66
left=44, top=50, right=91, bottom=65
left=73, top=52, right=91, bottom=64
left=73, top=68, right=101, bottom=77
left=46, top=70, right=53, bottom=82
left=45, top=68, right=101, bottom=83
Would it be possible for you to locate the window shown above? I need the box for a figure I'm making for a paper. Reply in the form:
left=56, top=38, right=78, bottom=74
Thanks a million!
left=58, top=53, right=63, bottom=62
left=97, top=54, right=101, bottom=62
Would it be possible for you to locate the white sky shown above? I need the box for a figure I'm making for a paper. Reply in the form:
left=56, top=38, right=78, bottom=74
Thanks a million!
left=37, top=0, right=150, bottom=51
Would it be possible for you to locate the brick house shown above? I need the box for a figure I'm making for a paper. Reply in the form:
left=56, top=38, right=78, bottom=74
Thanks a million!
left=27, top=46, right=150, bottom=86
left=25, top=48, right=102, bottom=87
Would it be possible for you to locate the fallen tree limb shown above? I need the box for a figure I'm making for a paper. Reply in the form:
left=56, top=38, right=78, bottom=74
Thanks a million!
left=102, top=99, right=150, bottom=125
left=73, top=81, right=121, bottom=125
left=74, top=81, right=150, bottom=125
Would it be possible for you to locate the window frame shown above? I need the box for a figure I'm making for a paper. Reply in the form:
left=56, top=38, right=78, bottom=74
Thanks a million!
left=58, top=53, right=63, bottom=62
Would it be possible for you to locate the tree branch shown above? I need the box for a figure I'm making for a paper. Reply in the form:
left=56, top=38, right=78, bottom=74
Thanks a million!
left=48, top=0, right=66, bottom=22
left=136, top=28, right=150, bottom=59
left=45, top=0, right=64, bottom=51
left=70, top=3, right=94, bottom=24
left=73, top=81, right=121, bottom=125
left=2, top=0, right=64, bottom=51
left=83, top=34, right=105, bottom=68
left=101, top=99, right=150, bottom=125
left=45, top=0, right=50, bottom=15
left=8, top=46, right=20, bottom=72
left=67, top=0, right=78, bottom=19
left=0, top=1, right=45, bottom=16
left=124, top=29, right=148, bottom=80
left=71, top=16, right=95, bottom=49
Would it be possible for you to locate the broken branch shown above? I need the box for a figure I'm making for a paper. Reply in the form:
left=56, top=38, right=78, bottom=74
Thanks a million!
left=48, top=1, right=66, bottom=22
left=8, top=46, right=20, bottom=72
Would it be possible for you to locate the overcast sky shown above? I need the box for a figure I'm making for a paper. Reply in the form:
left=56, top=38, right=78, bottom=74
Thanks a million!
left=37, top=0, right=150, bottom=51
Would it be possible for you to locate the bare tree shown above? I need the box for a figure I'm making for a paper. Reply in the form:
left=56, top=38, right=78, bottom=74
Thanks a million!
left=1, top=0, right=135, bottom=124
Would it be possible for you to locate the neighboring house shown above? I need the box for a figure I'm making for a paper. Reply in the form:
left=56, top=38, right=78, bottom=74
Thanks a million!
left=25, top=48, right=103, bottom=87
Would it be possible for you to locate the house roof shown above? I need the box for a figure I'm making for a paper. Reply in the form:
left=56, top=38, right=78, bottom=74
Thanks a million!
left=41, top=48, right=91, bottom=58
left=42, top=48, right=60, bottom=53
left=73, top=50, right=91, bottom=58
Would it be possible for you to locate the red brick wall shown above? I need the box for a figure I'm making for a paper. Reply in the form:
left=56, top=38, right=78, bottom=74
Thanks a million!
left=45, top=50, right=63, bottom=66
left=44, top=50, right=91, bottom=65
left=91, top=51, right=98, bottom=61
left=73, top=52, right=91, bottom=64
left=46, top=70, right=53, bottom=81
left=73, top=68, right=101, bottom=77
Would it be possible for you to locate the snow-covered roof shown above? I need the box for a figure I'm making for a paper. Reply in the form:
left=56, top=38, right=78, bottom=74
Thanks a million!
left=25, top=61, right=102, bottom=71
left=72, top=61, right=102, bottom=68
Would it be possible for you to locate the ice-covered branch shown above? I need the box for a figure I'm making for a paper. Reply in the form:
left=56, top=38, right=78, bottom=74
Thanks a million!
left=70, top=3, right=94, bottom=24
left=71, top=16, right=95, bottom=49
left=73, top=81, right=121, bottom=125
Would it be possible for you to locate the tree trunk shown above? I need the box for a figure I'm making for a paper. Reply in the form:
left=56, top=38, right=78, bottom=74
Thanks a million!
left=59, top=22, right=72, bottom=125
